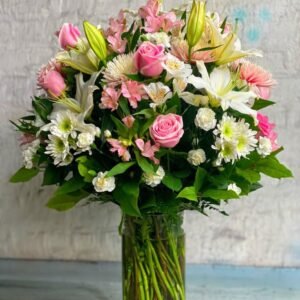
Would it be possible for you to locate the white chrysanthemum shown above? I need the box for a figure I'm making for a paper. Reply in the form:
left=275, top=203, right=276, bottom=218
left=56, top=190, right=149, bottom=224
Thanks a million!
left=143, top=166, right=165, bottom=188
left=257, top=136, right=272, bottom=157
left=195, top=108, right=217, bottom=131
left=144, top=32, right=171, bottom=47
left=103, top=53, right=137, bottom=85
left=163, top=54, right=192, bottom=80
left=214, top=114, right=237, bottom=141
left=22, top=140, right=40, bottom=169
left=228, top=183, right=241, bottom=195
left=144, top=82, right=172, bottom=108
left=213, top=138, right=237, bottom=164
left=187, top=149, right=206, bottom=166
left=45, top=134, right=70, bottom=166
left=92, top=172, right=116, bottom=193
left=235, top=120, right=257, bottom=158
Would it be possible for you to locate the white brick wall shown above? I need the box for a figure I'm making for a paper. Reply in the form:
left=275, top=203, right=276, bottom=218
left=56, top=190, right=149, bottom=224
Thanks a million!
left=0, top=0, right=299, bottom=266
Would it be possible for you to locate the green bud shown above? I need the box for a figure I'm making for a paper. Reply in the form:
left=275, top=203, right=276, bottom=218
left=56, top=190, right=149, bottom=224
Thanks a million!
left=83, top=21, right=107, bottom=63
left=187, top=1, right=206, bottom=49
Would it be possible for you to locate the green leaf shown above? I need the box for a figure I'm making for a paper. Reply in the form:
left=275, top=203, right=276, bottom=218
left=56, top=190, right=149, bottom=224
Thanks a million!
left=177, top=186, right=197, bottom=201
left=139, top=117, right=155, bottom=136
left=134, top=150, right=154, bottom=173
left=106, top=162, right=135, bottom=177
left=47, top=190, right=89, bottom=211
left=119, top=98, right=131, bottom=115
left=42, top=165, right=65, bottom=186
left=32, top=97, right=53, bottom=123
left=125, top=73, right=144, bottom=82
left=10, top=167, right=39, bottom=183
left=256, top=156, right=293, bottom=179
left=130, top=27, right=141, bottom=51
left=162, top=173, right=182, bottom=192
left=113, top=179, right=141, bottom=217
left=194, top=167, right=207, bottom=192
left=252, top=99, right=275, bottom=110
left=134, top=108, right=156, bottom=118
left=83, top=21, right=107, bottom=61
left=202, top=189, right=239, bottom=200
left=54, top=177, right=86, bottom=196
left=111, top=115, right=129, bottom=137
left=236, top=168, right=261, bottom=184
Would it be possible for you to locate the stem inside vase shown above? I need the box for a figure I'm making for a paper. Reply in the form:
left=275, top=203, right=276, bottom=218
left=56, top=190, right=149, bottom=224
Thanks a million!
left=122, top=213, right=185, bottom=300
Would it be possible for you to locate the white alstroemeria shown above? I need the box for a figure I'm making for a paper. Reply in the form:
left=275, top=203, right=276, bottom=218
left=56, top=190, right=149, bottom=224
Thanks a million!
left=228, top=183, right=241, bottom=196
left=235, top=120, right=257, bottom=158
left=195, top=108, right=217, bottom=131
left=144, top=82, right=172, bottom=108
left=163, top=54, right=192, bottom=80
left=92, top=172, right=116, bottom=193
left=45, top=134, right=71, bottom=166
left=188, top=61, right=257, bottom=115
left=104, top=130, right=112, bottom=138
left=187, top=149, right=206, bottom=166
left=257, top=136, right=272, bottom=157
left=144, top=32, right=171, bottom=47
left=143, top=166, right=165, bottom=188
left=22, top=140, right=40, bottom=169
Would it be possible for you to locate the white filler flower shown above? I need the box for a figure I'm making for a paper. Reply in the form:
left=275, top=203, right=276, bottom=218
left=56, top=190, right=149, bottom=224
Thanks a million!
left=77, top=132, right=95, bottom=150
left=187, top=149, right=206, bottom=166
left=22, top=140, right=40, bottom=169
left=143, top=166, right=165, bottom=188
left=228, top=183, right=242, bottom=195
left=195, top=108, right=217, bottom=131
left=93, top=172, right=116, bottom=193
left=144, top=32, right=171, bottom=47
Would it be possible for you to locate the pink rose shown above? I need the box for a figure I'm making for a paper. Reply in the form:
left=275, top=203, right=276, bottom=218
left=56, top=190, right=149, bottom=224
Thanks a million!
left=58, top=23, right=81, bottom=50
left=134, top=42, right=165, bottom=77
left=150, top=114, right=184, bottom=148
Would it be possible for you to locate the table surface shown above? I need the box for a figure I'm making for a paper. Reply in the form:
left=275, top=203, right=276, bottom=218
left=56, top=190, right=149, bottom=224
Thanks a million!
left=0, top=259, right=300, bottom=300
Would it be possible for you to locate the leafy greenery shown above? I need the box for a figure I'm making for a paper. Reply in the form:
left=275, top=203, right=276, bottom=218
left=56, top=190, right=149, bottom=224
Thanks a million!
left=10, top=167, right=39, bottom=183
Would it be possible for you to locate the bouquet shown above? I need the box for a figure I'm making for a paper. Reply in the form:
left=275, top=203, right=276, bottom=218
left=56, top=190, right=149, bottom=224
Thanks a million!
left=10, top=0, right=292, bottom=298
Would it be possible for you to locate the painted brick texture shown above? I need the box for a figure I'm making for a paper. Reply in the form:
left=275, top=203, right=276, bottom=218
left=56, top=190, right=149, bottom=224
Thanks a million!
left=0, top=0, right=299, bottom=266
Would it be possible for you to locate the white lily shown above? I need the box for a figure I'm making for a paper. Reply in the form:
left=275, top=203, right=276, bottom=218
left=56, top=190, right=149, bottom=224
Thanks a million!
left=188, top=61, right=257, bottom=115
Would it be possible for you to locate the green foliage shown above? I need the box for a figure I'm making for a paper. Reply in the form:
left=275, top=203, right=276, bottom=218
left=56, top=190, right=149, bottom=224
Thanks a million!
left=177, top=186, right=197, bottom=201
left=162, top=173, right=183, bottom=192
left=10, top=167, right=39, bottom=183
left=76, top=156, right=101, bottom=182
left=194, top=167, right=207, bottom=192
left=47, top=190, right=89, bottom=211
left=202, top=189, right=239, bottom=200
left=106, top=162, right=136, bottom=177
left=134, top=150, right=155, bottom=173
left=113, top=178, right=141, bottom=217
left=54, top=176, right=86, bottom=196
left=252, top=99, right=275, bottom=110
left=32, top=97, right=53, bottom=123
left=42, top=164, right=67, bottom=186
left=235, top=168, right=261, bottom=184
left=256, top=156, right=293, bottom=178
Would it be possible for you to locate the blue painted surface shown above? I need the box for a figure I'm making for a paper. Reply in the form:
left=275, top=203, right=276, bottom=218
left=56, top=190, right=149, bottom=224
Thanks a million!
left=0, top=260, right=300, bottom=299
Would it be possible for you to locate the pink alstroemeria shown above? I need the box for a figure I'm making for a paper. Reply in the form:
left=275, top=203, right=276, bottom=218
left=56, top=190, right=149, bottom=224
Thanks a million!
left=145, top=12, right=183, bottom=33
left=122, top=115, right=135, bottom=128
left=239, top=61, right=276, bottom=99
left=138, top=0, right=161, bottom=19
left=136, top=139, right=160, bottom=164
left=100, top=87, right=121, bottom=111
left=106, top=10, right=127, bottom=54
left=257, top=113, right=279, bottom=151
left=121, top=81, right=147, bottom=108
left=107, top=139, right=131, bottom=162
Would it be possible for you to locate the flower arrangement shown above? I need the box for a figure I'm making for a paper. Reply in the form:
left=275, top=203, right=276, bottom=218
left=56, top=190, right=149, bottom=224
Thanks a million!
left=10, top=1, right=293, bottom=298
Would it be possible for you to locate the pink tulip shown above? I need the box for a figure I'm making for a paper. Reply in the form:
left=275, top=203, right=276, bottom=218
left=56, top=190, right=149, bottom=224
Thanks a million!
left=58, top=23, right=81, bottom=50
left=136, top=139, right=160, bottom=164
left=150, top=114, right=184, bottom=148
left=122, top=116, right=135, bottom=128
left=38, top=59, right=65, bottom=97
left=134, top=42, right=165, bottom=77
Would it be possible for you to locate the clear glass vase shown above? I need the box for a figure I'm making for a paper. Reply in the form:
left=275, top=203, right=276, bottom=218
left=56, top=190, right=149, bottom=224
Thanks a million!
left=122, top=213, right=185, bottom=300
